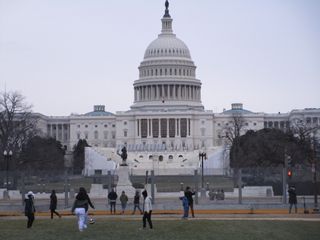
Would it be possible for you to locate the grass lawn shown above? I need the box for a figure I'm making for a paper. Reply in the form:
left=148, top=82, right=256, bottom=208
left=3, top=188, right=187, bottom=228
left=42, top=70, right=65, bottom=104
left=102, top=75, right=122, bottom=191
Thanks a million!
left=0, top=218, right=319, bottom=240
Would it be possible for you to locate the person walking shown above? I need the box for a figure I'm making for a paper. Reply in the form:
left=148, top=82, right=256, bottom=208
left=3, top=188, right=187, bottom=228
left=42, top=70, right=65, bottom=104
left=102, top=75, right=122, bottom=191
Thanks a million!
left=132, top=190, right=143, bottom=215
left=50, top=190, right=61, bottom=219
left=25, top=191, right=36, bottom=228
left=142, top=190, right=153, bottom=229
left=71, top=187, right=94, bottom=232
left=185, top=186, right=196, bottom=217
left=120, top=191, right=129, bottom=214
left=288, top=186, right=298, bottom=214
left=108, top=188, right=118, bottom=214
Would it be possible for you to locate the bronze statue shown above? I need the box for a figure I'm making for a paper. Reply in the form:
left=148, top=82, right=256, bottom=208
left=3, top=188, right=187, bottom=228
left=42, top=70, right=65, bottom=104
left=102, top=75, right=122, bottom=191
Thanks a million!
left=165, top=0, right=169, bottom=10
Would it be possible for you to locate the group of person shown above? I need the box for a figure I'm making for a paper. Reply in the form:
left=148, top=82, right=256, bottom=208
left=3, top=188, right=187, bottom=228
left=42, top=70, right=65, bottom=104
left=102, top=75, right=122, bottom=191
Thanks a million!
left=107, top=189, right=143, bottom=215
left=24, top=185, right=299, bottom=231
left=24, top=189, right=62, bottom=228
left=208, top=189, right=225, bottom=200
left=179, top=186, right=196, bottom=219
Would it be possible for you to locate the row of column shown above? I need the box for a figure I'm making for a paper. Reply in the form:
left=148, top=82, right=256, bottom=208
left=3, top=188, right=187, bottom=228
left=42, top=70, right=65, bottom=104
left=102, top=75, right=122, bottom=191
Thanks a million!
left=134, top=84, right=201, bottom=102
left=47, top=124, right=70, bottom=142
left=137, top=118, right=191, bottom=138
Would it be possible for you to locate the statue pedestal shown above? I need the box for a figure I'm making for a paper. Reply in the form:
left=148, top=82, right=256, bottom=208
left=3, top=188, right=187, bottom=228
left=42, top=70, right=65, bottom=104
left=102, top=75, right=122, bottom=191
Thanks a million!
left=116, top=166, right=136, bottom=197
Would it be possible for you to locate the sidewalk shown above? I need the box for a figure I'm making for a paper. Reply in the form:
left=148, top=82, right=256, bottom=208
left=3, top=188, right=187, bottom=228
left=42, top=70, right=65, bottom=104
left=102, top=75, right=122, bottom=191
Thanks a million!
left=1, top=196, right=319, bottom=217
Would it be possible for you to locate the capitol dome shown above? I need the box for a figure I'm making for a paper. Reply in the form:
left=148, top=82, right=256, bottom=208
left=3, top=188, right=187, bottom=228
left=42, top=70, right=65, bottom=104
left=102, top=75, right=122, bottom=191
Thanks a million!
left=144, top=36, right=191, bottom=60
left=131, top=1, right=204, bottom=112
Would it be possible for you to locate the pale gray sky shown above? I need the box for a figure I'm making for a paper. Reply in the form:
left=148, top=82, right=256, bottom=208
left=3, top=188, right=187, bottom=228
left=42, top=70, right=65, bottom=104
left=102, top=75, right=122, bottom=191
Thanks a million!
left=1, top=0, right=319, bottom=116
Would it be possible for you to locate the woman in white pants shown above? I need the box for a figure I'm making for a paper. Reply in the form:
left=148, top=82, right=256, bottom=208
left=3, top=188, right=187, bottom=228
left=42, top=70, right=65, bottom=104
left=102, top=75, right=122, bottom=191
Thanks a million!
left=72, top=188, right=89, bottom=231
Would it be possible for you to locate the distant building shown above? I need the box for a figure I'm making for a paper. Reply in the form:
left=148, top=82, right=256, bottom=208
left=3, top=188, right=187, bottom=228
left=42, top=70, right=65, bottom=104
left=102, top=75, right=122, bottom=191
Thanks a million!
left=35, top=2, right=320, bottom=175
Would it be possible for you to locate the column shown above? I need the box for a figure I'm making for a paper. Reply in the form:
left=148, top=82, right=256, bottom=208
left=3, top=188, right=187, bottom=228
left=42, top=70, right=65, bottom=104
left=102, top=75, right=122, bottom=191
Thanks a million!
left=156, top=85, right=159, bottom=100
left=173, top=85, right=176, bottom=100
left=134, top=88, right=137, bottom=101
left=162, top=85, right=164, bottom=99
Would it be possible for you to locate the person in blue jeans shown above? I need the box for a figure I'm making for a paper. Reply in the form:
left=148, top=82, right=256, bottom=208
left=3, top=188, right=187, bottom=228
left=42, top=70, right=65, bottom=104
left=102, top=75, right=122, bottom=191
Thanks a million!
left=179, top=193, right=189, bottom=219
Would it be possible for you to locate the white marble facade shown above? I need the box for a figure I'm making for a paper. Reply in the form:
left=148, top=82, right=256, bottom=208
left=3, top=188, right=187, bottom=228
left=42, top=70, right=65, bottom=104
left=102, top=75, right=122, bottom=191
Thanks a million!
left=35, top=3, right=320, bottom=175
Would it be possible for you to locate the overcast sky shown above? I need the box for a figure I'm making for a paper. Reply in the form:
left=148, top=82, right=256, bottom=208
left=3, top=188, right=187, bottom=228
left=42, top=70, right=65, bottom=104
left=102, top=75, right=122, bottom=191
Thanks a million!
left=1, top=0, right=319, bottom=116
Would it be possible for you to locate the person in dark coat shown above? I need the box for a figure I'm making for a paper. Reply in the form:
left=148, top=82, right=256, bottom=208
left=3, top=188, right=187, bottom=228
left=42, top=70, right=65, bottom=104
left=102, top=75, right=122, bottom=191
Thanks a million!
left=132, top=190, right=143, bottom=215
left=25, top=191, right=36, bottom=228
left=50, top=189, right=61, bottom=219
left=288, top=186, right=298, bottom=213
left=184, top=186, right=196, bottom=217
left=108, top=188, right=118, bottom=214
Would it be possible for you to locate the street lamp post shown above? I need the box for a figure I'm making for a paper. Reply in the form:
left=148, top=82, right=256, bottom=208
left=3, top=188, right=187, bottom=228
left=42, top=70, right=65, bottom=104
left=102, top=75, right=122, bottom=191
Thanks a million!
left=3, top=150, right=13, bottom=189
left=199, top=151, right=207, bottom=198
left=310, top=135, right=319, bottom=212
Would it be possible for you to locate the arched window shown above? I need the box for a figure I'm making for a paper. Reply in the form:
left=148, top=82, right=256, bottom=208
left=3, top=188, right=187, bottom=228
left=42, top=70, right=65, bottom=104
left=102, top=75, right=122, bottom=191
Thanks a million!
left=159, top=155, right=163, bottom=162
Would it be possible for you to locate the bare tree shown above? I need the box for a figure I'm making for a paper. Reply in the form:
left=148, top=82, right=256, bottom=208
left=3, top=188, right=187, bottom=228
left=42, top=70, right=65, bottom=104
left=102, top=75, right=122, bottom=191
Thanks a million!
left=222, top=113, right=246, bottom=147
left=220, top=113, right=247, bottom=204
left=290, top=120, right=320, bottom=143
left=0, top=91, right=38, bottom=160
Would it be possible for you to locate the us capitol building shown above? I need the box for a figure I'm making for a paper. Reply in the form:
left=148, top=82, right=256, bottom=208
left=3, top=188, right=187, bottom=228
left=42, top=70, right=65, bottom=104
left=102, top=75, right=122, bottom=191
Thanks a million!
left=35, top=1, right=320, bottom=175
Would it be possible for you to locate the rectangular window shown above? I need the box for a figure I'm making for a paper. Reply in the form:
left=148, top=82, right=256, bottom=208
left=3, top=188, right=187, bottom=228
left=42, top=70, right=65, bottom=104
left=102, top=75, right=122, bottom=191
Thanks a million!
left=177, top=119, right=179, bottom=135
left=152, top=119, right=159, bottom=138
left=264, top=122, right=267, bottom=128
left=141, top=119, right=148, bottom=138
left=169, top=119, right=175, bottom=138
left=313, top=117, right=318, bottom=124
left=180, top=118, right=187, bottom=138
left=161, top=119, right=167, bottom=138
left=280, top=121, right=284, bottom=128
left=306, top=117, right=311, bottom=124
left=104, top=131, right=108, bottom=139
